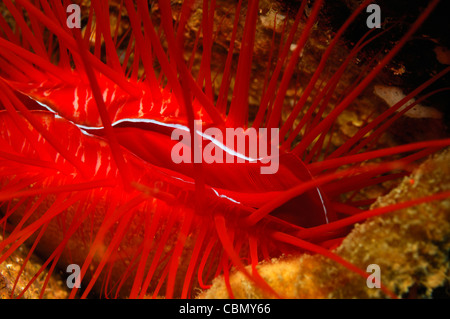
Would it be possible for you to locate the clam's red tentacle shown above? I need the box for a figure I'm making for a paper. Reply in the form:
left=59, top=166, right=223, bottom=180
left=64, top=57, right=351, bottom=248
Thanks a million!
left=293, top=0, right=441, bottom=156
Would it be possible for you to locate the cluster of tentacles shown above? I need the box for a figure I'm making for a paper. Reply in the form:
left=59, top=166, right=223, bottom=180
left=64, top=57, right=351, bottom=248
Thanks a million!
left=0, top=0, right=449, bottom=298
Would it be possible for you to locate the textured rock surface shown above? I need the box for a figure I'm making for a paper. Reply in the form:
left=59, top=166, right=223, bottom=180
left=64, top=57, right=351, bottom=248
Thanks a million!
left=198, top=148, right=450, bottom=299
left=0, top=233, right=68, bottom=299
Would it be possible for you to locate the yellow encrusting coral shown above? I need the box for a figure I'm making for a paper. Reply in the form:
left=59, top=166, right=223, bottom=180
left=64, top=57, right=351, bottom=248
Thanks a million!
left=198, top=148, right=450, bottom=299
left=0, top=233, right=69, bottom=299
